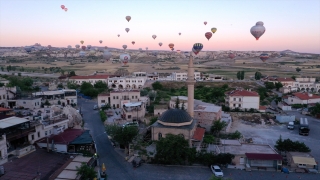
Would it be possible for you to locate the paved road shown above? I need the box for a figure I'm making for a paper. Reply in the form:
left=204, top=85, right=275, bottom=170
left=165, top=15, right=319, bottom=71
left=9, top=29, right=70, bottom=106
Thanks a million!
left=79, top=98, right=320, bottom=180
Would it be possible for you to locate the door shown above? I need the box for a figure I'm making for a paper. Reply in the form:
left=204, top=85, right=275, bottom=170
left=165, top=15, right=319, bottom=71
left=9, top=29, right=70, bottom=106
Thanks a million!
left=240, top=157, right=245, bottom=165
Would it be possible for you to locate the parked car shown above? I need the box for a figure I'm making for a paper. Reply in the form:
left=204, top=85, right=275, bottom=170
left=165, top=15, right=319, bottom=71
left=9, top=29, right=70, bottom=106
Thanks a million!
left=93, top=105, right=98, bottom=110
left=210, top=165, right=224, bottom=177
left=122, top=122, right=139, bottom=128
left=287, top=122, right=294, bottom=130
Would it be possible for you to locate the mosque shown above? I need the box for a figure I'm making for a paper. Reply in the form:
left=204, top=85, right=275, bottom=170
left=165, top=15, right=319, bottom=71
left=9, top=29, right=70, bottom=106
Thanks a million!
left=151, top=53, right=205, bottom=147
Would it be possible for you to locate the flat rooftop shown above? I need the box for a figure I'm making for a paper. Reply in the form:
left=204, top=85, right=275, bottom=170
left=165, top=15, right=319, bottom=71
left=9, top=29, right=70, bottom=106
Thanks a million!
left=218, top=143, right=277, bottom=155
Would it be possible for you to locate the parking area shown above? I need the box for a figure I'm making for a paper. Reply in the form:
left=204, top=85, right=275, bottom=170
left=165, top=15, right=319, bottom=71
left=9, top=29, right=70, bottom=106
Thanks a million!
left=230, top=118, right=320, bottom=161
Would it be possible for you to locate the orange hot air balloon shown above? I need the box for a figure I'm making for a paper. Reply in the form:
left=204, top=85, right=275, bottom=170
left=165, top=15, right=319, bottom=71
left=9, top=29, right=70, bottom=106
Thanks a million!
left=126, top=16, right=131, bottom=22
left=80, top=40, right=84, bottom=44
left=204, top=21, right=207, bottom=25
left=61, top=5, right=65, bottom=9
left=168, top=43, right=174, bottom=49
left=205, top=32, right=212, bottom=40
left=132, top=41, right=135, bottom=45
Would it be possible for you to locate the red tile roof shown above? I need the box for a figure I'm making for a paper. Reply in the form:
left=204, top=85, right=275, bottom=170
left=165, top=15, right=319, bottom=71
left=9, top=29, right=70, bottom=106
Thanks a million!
left=192, top=127, right=205, bottom=141
left=259, top=106, right=267, bottom=110
left=226, top=90, right=259, bottom=97
left=37, top=129, right=84, bottom=145
left=293, top=92, right=320, bottom=100
left=0, top=107, right=12, bottom=112
left=69, top=75, right=113, bottom=80
left=245, top=153, right=282, bottom=160
left=277, top=77, right=294, bottom=82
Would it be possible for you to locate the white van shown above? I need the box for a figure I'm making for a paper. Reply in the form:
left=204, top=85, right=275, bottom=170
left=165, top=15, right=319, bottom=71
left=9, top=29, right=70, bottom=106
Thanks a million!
left=287, top=122, right=294, bottom=130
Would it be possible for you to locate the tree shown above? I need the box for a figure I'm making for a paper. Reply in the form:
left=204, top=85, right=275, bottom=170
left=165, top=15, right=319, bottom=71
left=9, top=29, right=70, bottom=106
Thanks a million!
left=105, top=124, right=138, bottom=153
left=1, top=67, right=4, bottom=71
left=210, top=120, right=227, bottom=137
left=265, top=82, right=275, bottom=90
left=6, top=65, right=11, bottom=72
left=275, top=135, right=311, bottom=152
left=140, top=89, right=148, bottom=96
left=240, top=71, right=245, bottom=80
left=0, top=82, right=4, bottom=87
left=209, top=175, right=232, bottom=180
left=175, top=97, right=180, bottom=109
left=255, top=72, right=262, bottom=80
left=291, top=75, right=296, bottom=80
left=181, top=101, right=185, bottom=110
left=152, top=81, right=163, bottom=90
left=57, top=83, right=64, bottom=89
left=296, top=67, right=301, bottom=72
left=67, top=82, right=78, bottom=90
left=76, top=162, right=97, bottom=180
left=154, top=134, right=196, bottom=165
left=69, top=71, right=76, bottom=77
left=236, top=71, right=245, bottom=80
left=94, top=80, right=107, bottom=89
left=80, top=82, right=93, bottom=92
left=310, top=103, right=320, bottom=116
left=275, top=82, right=283, bottom=91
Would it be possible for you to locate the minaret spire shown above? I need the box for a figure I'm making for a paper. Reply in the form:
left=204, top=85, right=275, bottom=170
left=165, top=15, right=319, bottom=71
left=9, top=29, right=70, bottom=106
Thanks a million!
left=187, top=52, right=195, bottom=117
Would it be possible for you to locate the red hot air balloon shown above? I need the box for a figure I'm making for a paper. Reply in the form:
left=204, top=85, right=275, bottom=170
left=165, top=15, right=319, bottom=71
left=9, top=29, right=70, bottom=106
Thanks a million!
left=228, top=53, right=236, bottom=59
left=205, top=32, right=212, bottom=40
left=168, top=43, right=174, bottom=49
left=204, top=21, right=207, bottom=25
left=81, top=46, right=86, bottom=51
left=61, top=5, right=65, bottom=9
left=64, top=8, right=68, bottom=12
left=132, top=41, right=135, bottom=45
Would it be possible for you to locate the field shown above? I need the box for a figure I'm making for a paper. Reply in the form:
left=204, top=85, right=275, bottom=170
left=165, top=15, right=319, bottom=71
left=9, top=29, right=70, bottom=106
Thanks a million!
left=1, top=55, right=320, bottom=79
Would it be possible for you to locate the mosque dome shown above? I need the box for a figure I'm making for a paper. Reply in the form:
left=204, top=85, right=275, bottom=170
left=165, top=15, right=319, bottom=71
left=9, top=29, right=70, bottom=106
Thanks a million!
left=158, top=109, right=193, bottom=126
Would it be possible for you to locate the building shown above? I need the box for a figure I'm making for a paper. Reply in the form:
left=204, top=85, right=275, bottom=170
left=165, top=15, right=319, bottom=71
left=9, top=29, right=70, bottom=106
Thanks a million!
left=97, top=90, right=141, bottom=109
left=132, top=71, right=147, bottom=77
left=32, top=89, right=77, bottom=106
left=151, top=109, right=204, bottom=148
left=286, top=92, right=320, bottom=105
left=68, top=130, right=95, bottom=154
left=122, top=101, right=146, bottom=122
left=154, top=104, right=168, bottom=116
left=215, top=140, right=280, bottom=170
left=286, top=152, right=317, bottom=172
left=15, top=97, right=41, bottom=110
left=203, top=74, right=224, bottom=81
left=107, top=76, right=146, bottom=90
left=0, top=87, right=17, bottom=108
left=0, top=78, right=9, bottom=86
left=171, top=71, right=201, bottom=81
left=225, top=89, right=260, bottom=110
left=147, top=73, right=159, bottom=80
left=194, top=105, right=222, bottom=131
left=69, top=75, right=112, bottom=85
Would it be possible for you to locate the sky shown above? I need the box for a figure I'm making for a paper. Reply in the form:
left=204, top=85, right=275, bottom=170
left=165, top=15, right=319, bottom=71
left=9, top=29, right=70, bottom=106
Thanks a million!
left=0, top=0, right=320, bottom=53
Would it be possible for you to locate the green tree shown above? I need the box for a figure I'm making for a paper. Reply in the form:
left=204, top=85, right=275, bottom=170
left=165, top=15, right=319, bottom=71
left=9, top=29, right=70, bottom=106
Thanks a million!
left=152, top=81, right=163, bottom=90
left=57, top=83, right=64, bottom=89
left=60, top=69, right=65, bottom=75
left=210, top=120, right=227, bottom=137
left=236, top=71, right=241, bottom=80
left=76, top=162, right=97, bottom=180
left=203, top=135, right=215, bottom=144
left=0, top=82, right=4, bottom=87
left=255, top=72, right=262, bottom=80
left=265, top=82, right=275, bottom=90
left=240, top=71, right=245, bottom=80
left=94, top=80, right=107, bottom=89
left=6, top=65, right=11, bottom=72
left=257, top=87, right=268, bottom=101
left=140, top=89, right=148, bottom=96
left=69, top=71, right=76, bottom=77
left=291, top=75, right=296, bottom=80
left=275, top=135, right=311, bottom=152
left=105, top=124, right=139, bottom=153
left=181, top=101, right=185, bottom=110
left=80, top=82, right=93, bottom=92
left=310, top=103, right=320, bottom=116
left=1, top=66, right=4, bottom=71
left=154, top=134, right=196, bottom=165
left=67, top=82, right=78, bottom=90
left=296, top=67, right=301, bottom=72
left=209, top=175, right=232, bottom=180
left=18, top=73, right=21, bottom=76
left=275, top=82, right=283, bottom=91
left=175, top=97, right=180, bottom=109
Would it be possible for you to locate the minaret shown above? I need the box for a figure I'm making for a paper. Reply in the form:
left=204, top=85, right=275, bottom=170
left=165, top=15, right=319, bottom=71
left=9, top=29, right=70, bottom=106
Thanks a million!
left=187, top=53, right=195, bottom=117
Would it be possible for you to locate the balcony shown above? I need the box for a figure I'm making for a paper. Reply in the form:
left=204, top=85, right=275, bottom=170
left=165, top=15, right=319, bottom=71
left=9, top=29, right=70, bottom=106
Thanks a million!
left=123, top=107, right=142, bottom=112
left=5, top=127, right=36, bottom=141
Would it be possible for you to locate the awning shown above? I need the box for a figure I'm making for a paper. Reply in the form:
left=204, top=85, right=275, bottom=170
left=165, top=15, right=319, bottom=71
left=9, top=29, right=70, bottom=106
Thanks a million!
left=124, top=102, right=142, bottom=107
left=0, top=116, right=29, bottom=129
left=292, top=156, right=317, bottom=165
left=246, top=153, right=282, bottom=160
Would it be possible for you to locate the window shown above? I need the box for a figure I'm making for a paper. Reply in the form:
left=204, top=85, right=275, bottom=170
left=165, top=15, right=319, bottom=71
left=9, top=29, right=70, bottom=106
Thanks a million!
left=37, top=132, right=40, bottom=138
left=135, top=96, right=138, bottom=99
left=101, top=100, right=105, bottom=103
left=132, top=96, right=134, bottom=99
left=31, top=135, right=34, bottom=140
left=3, top=95, right=5, bottom=99
left=233, top=98, right=236, bottom=101
left=128, top=115, right=131, bottom=119
left=158, top=133, right=162, bottom=139
left=116, top=96, right=119, bottom=99
left=233, top=104, right=236, bottom=107
left=0, top=96, right=1, bottom=100
left=239, top=98, right=241, bottom=102
left=113, top=96, right=115, bottom=99
left=45, top=131, right=47, bottom=136
left=239, top=104, right=241, bottom=107
left=35, top=103, right=36, bottom=106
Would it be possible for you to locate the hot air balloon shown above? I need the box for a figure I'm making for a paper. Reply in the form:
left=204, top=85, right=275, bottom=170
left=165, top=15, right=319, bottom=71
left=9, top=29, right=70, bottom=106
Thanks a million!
left=87, top=45, right=91, bottom=50
left=192, top=43, right=203, bottom=55
left=80, top=40, right=84, bottom=44
left=132, top=41, right=135, bottom=45
left=228, top=53, right=236, bottom=59
left=117, top=34, right=120, bottom=37
left=152, top=35, right=157, bottom=40
left=24, top=46, right=32, bottom=53
left=104, top=46, right=108, bottom=49
left=99, top=40, right=103, bottom=44
left=211, top=28, right=217, bottom=34
left=122, top=45, right=127, bottom=50
left=159, top=42, right=163, bottom=47
left=103, top=50, right=112, bottom=61
left=179, top=33, right=181, bottom=35
left=120, top=54, right=130, bottom=66
left=48, top=45, right=52, bottom=49
left=250, top=21, right=266, bottom=40
left=260, top=53, right=269, bottom=62
left=64, top=8, right=68, bottom=12
left=125, top=16, right=131, bottom=22
left=67, top=45, right=72, bottom=49
left=81, top=46, right=86, bottom=51
left=89, top=50, right=95, bottom=56
left=168, top=43, right=174, bottom=49
left=75, top=44, right=80, bottom=49
left=79, top=51, right=86, bottom=57
left=152, top=51, right=158, bottom=56
left=205, top=32, right=212, bottom=40
left=204, top=21, right=207, bottom=25
left=125, top=28, right=130, bottom=33
left=61, top=5, right=65, bottom=9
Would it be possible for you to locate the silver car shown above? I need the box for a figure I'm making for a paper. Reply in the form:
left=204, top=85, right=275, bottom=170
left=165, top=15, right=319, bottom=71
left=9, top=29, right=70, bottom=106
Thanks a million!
left=210, top=165, right=224, bottom=177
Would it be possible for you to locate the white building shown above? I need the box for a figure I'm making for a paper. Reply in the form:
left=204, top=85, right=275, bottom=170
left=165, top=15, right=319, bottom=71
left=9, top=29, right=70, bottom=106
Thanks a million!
left=225, top=89, right=260, bottom=110
left=69, top=75, right=112, bottom=85
left=171, top=72, right=201, bottom=81
left=97, top=90, right=141, bottom=109
left=16, top=98, right=42, bottom=110
left=147, top=73, right=159, bottom=80
left=132, top=71, right=147, bottom=77
left=108, top=76, right=146, bottom=90
left=0, top=87, right=17, bottom=108
left=32, top=89, right=77, bottom=106
left=286, top=92, right=320, bottom=105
